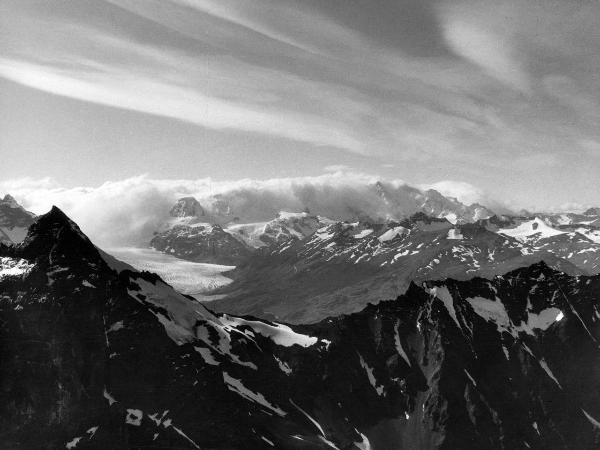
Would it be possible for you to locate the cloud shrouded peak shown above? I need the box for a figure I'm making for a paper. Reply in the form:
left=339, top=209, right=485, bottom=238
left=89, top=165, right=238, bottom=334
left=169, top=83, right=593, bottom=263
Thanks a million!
left=1, top=174, right=501, bottom=247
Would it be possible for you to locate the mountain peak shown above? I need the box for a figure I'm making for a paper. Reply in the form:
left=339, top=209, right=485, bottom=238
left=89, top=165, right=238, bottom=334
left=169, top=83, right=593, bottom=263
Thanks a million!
left=19, top=206, right=104, bottom=267
left=505, top=260, right=560, bottom=281
left=1, top=194, right=19, bottom=207
left=0, top=194, right=37, bottom=243
left=170, top=196, right=205, bottom=218
left=0, top=194, right=35, bottom=216
left=584, top=207, right=600, bottom=216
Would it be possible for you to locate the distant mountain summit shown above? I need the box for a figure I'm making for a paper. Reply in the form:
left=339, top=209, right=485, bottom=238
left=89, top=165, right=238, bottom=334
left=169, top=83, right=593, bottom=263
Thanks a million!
left=150, top=184, right=495, bottom=265
left=0, top=194, right=36, bottom=244
left=584, top=207, right=600, bottom=216
left=169, top=196, right=206, bottom=218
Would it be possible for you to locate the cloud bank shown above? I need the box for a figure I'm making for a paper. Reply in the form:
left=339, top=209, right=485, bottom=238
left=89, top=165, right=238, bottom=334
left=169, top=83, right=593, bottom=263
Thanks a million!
left=1, top=174, right=503, bottom=247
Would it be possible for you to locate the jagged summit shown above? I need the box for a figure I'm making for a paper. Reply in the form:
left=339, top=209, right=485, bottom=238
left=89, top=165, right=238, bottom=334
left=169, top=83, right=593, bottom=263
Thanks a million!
left=403, top=211, right=451, bottom=226
left=170, top=196, right=206, bottom=218
left=17, top=206, right=106, bottom=269
left=0, top=194, right=36, bottom=244
left=503, top=259, right=560, bottom=279
left=2, top=194, right=20, bottom=207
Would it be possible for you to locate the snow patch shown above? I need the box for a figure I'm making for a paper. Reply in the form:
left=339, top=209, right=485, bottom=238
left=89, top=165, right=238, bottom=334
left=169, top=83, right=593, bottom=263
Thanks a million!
left=261, top=436, right=275, bottom=447
left=125, top=409, right=143, bottom=426
left=220, top=315, right=318, bottom=347
left=447, top=228, right=464, bottom=240
left=358, top=353, right=385, bottom=396
left=65, top=437, right=82, bottom=449
left=581, top=409, right=600, bottom=429
left=353, top=229, right=373, bottom=239
left=499, top=218, right=565, bottom=241
left=517, top=308, right=563, bottom=333
left=107, top=321, right=124, bottom=333
left=428, top=286, right=461, bottom=329
left=290, top=398, right=326, bottom=436
left=467, top=297, right=511, bottom=333
left=194, top=346, right=219, bottom=365
left=539, top=359, right=562, bottom=389
left=223, top=372, right=286, bottom=416
left=103, top=388, right=117, bottom=405
left=354, top=432, right=372, bottom=450
left=464, top=369, right=477, bottom=386
left=0, top=257, right=34, bottom=280
left=275, top=356, right=292, bottom=375
left=394, top=321, right=411, bottom=367
left=378, top=226, right=407, bottom=242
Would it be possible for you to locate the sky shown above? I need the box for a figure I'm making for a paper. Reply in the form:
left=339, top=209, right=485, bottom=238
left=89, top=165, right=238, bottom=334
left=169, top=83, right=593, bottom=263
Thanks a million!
left=1, top=0, right=600, bottom=211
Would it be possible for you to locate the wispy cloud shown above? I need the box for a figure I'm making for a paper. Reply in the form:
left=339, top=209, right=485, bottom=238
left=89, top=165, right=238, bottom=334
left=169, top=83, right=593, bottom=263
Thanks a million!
left=1, top=0, right=600, bottom=208
left=0, top=52, right=364, bottom=152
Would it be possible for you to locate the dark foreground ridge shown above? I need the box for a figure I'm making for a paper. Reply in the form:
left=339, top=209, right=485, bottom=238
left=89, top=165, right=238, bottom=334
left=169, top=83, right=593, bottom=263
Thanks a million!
left=0, top=208, right=599, bottom=449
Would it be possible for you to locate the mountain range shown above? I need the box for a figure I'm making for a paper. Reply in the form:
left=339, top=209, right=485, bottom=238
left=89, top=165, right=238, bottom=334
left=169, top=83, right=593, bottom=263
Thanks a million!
left=146, top=193, right=600, bottom=323
left=1, top=206, right=599, bottom=449
left=149, top=183, right=495, bottom=265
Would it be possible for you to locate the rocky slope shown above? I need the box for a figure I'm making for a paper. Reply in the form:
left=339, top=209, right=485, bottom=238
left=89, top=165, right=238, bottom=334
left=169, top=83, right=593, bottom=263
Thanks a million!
left=150, top=198, right=600, bottom=320
left=209, top=214, right=587, bottom=323
left=1, top=208, right=599, bottom=449
left=0, top=194, right=36, bottom=244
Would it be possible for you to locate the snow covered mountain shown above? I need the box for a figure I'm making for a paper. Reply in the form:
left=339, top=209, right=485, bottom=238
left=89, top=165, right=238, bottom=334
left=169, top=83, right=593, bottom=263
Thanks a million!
left=149, top=184, right=495, bottom=265
left=189, top=181, right=496, bottom=226
left=151, top=203, right=333, bottom=264
left=148, top=193, right=600, bottom=324
left=1, top=208, right=599, bottom=449
left=0, top=194, right=36, bottom=244
left=491, top=216, right=600, bottom=274
left=209, top=214, right=587, bottom=323
left=538, top=208, right=600, bottom=228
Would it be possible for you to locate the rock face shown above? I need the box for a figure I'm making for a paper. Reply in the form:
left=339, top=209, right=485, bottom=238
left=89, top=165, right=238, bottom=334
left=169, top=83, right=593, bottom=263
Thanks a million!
left=150, top=223, right=253, bottom=265
left=0, top=194, right=36, bottom=244
left=1, top=208, right=600, bottom=449
left=169, top=197, right=206, bottom=218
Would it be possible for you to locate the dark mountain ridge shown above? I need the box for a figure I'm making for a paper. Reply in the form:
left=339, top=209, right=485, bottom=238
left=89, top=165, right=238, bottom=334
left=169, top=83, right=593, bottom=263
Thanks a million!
left=1, top=208, right=600, bottom=449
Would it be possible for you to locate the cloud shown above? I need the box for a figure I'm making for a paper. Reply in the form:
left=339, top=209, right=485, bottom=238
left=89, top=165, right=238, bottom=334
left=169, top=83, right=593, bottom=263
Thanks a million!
left=1, top=174, right=502, bottom=247
left=424, top=180, right=512, bottom=214
left=580, top=139, right=600, bottom=157
left=0, top=0, right=547, bottom=164
left=0, top=56, right=364, bottom=152
left=166, top=0, right=364, bottom=56
left=439, top=16, right=530, bottom=92
left=323, top=165, right=352, bottom=173
left=3, top=0, right=600, bottom=211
